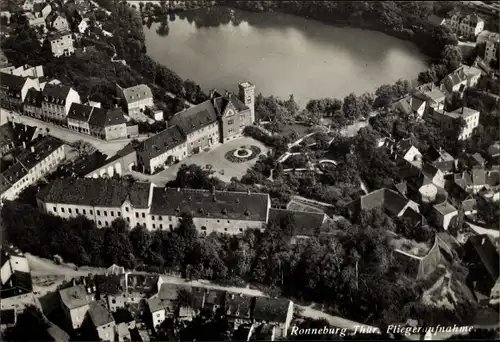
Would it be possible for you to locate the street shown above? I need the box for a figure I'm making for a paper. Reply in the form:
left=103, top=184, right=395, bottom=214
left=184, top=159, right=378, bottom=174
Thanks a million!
left=1, top=108, right=146, bottom=157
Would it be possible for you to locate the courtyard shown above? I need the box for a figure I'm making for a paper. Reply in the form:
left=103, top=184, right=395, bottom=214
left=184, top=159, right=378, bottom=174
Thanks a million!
left=132, top=137, right=269, bottom=185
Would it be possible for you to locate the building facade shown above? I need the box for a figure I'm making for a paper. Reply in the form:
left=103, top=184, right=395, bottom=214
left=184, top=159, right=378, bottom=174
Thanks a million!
left=446, top=13, right=484, bottom=37
left=23, top=88, right=43, bottom=118
left=41, top=83, right=80, bottom=124
left=49, top=32, right=75, bottom=58
left=424, top=106, right=480, bottom=140
left=116, top=84, right=154, bottom=118
left=36, top=179, right=271, bottom=234
left=0, top=74, right=39, bottom=111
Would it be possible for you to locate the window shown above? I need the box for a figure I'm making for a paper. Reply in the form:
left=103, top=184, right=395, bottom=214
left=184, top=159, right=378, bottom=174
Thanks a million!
left=97, top=210, right=100, bottom=216
left=201, top=226, right=207, bottom=231
left=90, top=210, right=93, bottom=215
left=112, top=299, right=116, bottom=304
left=53, top=206, right=57, bottom=212
left=118, top=212, right=121, bottom=217
left=142, top=213, right=145, bottom=218
left=105, top=221, right=109, bottom=226
left=76, top=209, right=79, bottom=214
left=169, top=224, right=173, bottom=230
left=125, top=207, right=129, bottom=212
left=228, top=119, right=234, bottom=125
left=98, top=221, right=102, bottom=226
left=159, top=216, right=163, bottom=221
left=239, top=228, right=243, bottom=232
left=135, top=213, right=139, bottom=218
left=152, top=216, right=155, bottom=221
left=104, top=211, right=107, bottom=217
left=228, top=128, right=234, bottom=134
left=83, top=209, right=86, bottom=215
left=169, top=216, right=172, bottom=221
left=127, top=217, right=130, bottom=223
left=152, top=224, right=156, bottom=229
left=224, top=228, right=228, bottom=232
left=217, top=220, right=220, bottom=223
left=159, top=224, right=163, bottom=229
left=111, top=211, right=114, bottom=217
left=227, top=220, right=230, bottom=223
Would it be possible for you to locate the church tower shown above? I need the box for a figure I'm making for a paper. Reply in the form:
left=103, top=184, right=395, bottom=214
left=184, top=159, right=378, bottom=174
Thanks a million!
left=238, top=81, right=255, bottom=124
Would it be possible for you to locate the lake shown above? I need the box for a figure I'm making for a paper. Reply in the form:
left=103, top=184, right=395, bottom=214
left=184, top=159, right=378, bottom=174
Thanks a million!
left=143, top=7, right=429, bottom=107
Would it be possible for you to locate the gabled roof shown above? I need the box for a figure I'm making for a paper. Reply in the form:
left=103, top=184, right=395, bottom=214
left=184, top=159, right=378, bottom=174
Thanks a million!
left=224, top=292, right=252, bottom=318
left=136, top=125, right=186, bottom=160
left=68, top=103, right=104, bottom=123
left=0, top=73, right=26, bottom=92
left=158, top=283, right=190, bottom=301
left=0, top=121, right=38, bottom=148
left=212, top=92, right=248, bottom=115
left=268, top=208, right=326, bottom=236
left=88, top=107, right=127, bottom=127
left=253, top=297, right=291, bottom=323
left=348, top=188, right=409, bottom=217
left=433, top=201, right=457, bottom=216
left=42, top=83, right=71, bottom=103
left=471, top=168, right=486, bottom=186
left=428, top=14, right=445, bottom=26
left=24, top=88, right=43, bottom=107
left=121, top=84, right=152, bottom=104
left=169, top=100, right=218, bottom=136
left=150, top=187, right=269, bottom=222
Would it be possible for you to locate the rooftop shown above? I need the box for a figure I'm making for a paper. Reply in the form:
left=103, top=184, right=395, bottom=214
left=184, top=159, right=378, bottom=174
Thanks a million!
left=433, top=201, right=458, bottom=216
left=120, top=84, right=153, bottom=104
left=0, top=73, right=27, bottom=92
left=88, top=301, right=114, bottom=327
left=268, top=208, right=326, bottom=236
left=136, top=125, right=186, bottom=160
left=253, top=297, right=291, bottom=323
left=467, top=235, right=499, bottom=282
left=0, top=121, right=39, bottom=149
left=169, top=100, right=218, bottom=136
left=59, top=285, right=89, bottom=310
left=42, top=83, right=72, bottom=103
left=224, top=292, right=253, bottom=318
left=89, top=107, right=127, bottom=128
left=348, top=188, right=409, bottom=217
left=150, top=187, right=270, bottom=222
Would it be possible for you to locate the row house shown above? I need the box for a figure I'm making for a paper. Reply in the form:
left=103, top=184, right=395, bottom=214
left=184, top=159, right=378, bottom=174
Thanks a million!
left=47, top=12, right=70, bottom=32
left=116, top=84, right=154, bottom=119
left=41, top=83, right=81, bottom=124
left=36, top=178, right=271, bottom=234
left=0, top=64, right=44, bottom=79
left=48, top=31, right=75, bottom=58
left=0, top=121, right=43, bottom=157
left=440, top=65, right=482, bottom=96
left=0, top=136, right=66, bottom=203
left=23, top=88, right=43, bottom=118
left=68, top=103, right=129, bottom=140
left=445, top=12, right=484, bottom=38
left=0, top=73, right=39, bottom=111
left=1, top=245, right=32, bottom=299
left=484, top=32, right=500, bottom=65
left=25, top=2, right=52, bottom=28
left=424, top=106, right=480, bottom=140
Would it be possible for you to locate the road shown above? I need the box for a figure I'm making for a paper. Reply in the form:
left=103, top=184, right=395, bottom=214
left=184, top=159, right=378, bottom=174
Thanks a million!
left=27, top=253, right=377, bottom=333
left=1, top=108, right=145, bottom=156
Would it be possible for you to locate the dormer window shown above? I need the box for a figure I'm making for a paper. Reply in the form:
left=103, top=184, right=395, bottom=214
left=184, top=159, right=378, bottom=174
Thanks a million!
left=235, top=310, right=240, bottom=316
left=227, top=309, right=231, bottom=315
left=222, top=208, right=227, bottom=215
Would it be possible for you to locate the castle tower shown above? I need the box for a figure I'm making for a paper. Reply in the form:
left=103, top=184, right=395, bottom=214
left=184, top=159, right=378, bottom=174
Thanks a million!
left=238, top=81, right=255, bottom=123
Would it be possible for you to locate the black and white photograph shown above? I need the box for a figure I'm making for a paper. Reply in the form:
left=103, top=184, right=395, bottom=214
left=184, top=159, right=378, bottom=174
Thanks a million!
left=0, top=0, right=499, bottom=341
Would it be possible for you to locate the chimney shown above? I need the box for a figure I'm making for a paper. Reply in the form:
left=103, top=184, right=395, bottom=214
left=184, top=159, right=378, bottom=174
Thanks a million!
left=24, top=125, right=27, bottom=132
left=22, top=141, right=26, bottom=149
left=225, top=90, right=230, bottom=98
left=461, top=107, right=464, bottom=114
left=177, top=187, right=180, bottom=192
left=31, top=146, right=35, bottom=153
left=481, top=237, right=486, bottom=245
left=212, top=186, right=216, bottom=195
left=247, top=189, right=251, bottom=195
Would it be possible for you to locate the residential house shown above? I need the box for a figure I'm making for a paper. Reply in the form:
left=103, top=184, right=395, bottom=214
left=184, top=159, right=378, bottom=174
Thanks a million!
left=440, top=65, right=482, bottom=96
left=76, top=16, right=89, bottom=34
left=190, top=287, right=225, bottom=315
left=424, top=106, right=480, bottom=140
left=391, top=95, right=427, bottom=118
left=148, top=283, right=193, bottom=329
left=0, top=245, right=32, bottom=299
left=412, top=83, right=447, bottom=112
left=116, top=84, right=154, bottom=118
left=428, top=14, right=446, bottom=27
left=41, top=83, right=80, bottom=124
left=88, top=107, right=128, bottom=141
left=424, top=146, right=456, bottom=174
left=225, top=292, right=253, bottom=329
left=26, top=2, right=52, bottom=28
left=445, top=12, right=484, bottom=38
left=48, top=31, right=75, bottom=57
left=477, top=30, right=500, bottom=65
left=113, top=308, right=135, bottom=342
left=469, top=152, right=486, bottom=168
left=445, top=181, right=477, bottom=215
left=86, top=301, right=116, bottom=342
left=0, top=121, right=43, bottom=156
left=0, top=136, right=66, bottom=203
left=95, top=274, right=125, bottom=312
left=252, top=297, right=294, bottom=338
left=488, top=142, right=500, bottom=158
left=453, top=168, right=487, bottom=194
left=432, top=201, right=458, bottom=230
left=124, top=273, right=160, bottom=303
left=22, top=0, right=45, bottom=12
left=67, top=102, right=105, bottom=135
left=252, top=324, right=276, bottom=341
left=47, top=13, right=70, bottom=32
left=393, top=138, right=423, bottom=164
left=136, top=125, right=187, bottom=174
left=347, top=188, right=420, bottom=219
left=0, top=73, right=40, bottom=110
left=59, top=285, right=92, bottom=330
left=463, top=235, right=499, bottom=304
left=23, top=88, right=43, bottom=118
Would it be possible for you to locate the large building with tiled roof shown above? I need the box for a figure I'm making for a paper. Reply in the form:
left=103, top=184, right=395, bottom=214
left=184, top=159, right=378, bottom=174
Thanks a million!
left=0, top=121, right=43, bottom=157
left=440, top=65, right=482, bottom=96
left=1, top=245, right=32, bottom=299
left=41, top=82, right=80, bottom=124
left=137, top=82, right=255, bottom=174
left=0, top=135, right=66, bottom=203
left=424, top=105, right=480, bottom=140
left=116, top=83, right=154, bottom=119
left=48, top=31, right=75, bottom=57
left=37, top=178, right=271, bottom=234
left=446, top=12, right=484, bottom=38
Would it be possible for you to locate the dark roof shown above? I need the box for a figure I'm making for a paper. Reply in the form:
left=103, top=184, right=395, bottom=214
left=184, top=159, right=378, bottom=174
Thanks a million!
left=471, top=152, right=485, bottom=165
left=445, top=181, right=472, bottom=203
left=428, top=14, right=445, bottom=26
left=169, top=100, right=218, bottom=136
left=0, top=73, right=26, bottom=92
left=33, top=2, right=48, bottom=13
left=136, top=125, right=186, bottom=160
left=113, top=308, right=134, bottom=324
left=24, top=88, right=43, bottom=107
left=96, top=274, right=124, bottom=295
left=422, top=162, right=440, bottom=180
left=58, top=151, right=109, bottom=177
left=471, top=168, right=486, bottom=186
left=150, top=187, right=269, bottom=221
left=60, top=285, right=88, bottom=309
left=0, top=121, right=38, bottom=148
left=126, top=273, right=159, bottom=293
left=212, top=93, right=248, bottom=115
left=467, top=235, right=499, bottom=282
left=127, top=182, right=151, bottom=209
left=16, top=136, right=64, bottom=171
left=0, top=309, right=16, bottom=325
left=88, top=301, right=114, bottom=327
left=42, top=83, right=71, bottom=104
left=401, top=207, right=423, bottom=228
left=0, top=162, right=28, bottom=191
left=158, top=283, right=190, bottom=301
left=88, top=107, right=127, bottom=127
left=348, top=188, right=409, bottom=217
left=67, top=103, right=102, bottom=123
left=224, top=292, right=253, bottom=318
left=253, top=297, right=291, bottom=323
left=37, top=178, right=149, bottom=207
left=268, top=208, right=326, bottom=236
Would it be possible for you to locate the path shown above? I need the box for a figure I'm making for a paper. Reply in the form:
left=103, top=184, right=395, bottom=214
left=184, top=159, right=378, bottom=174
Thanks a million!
left=465, top=220, right=499, bottom=238
left=1, top=109, right=145, bottom=156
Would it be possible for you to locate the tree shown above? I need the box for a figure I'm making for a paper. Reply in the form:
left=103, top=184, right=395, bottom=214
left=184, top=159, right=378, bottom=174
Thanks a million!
left=167, top=164, right=224, bottom=190
left=375, top=84, right=396, bottom=108
left=129, top=224, right=152, bottom=261
left=104, top=219, right=136, bottom=268
left=441, top=44, right=463, bottom=72
left=342, top=93, right=361, bottom=122
left=3, top=305, right=53, bottom=341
